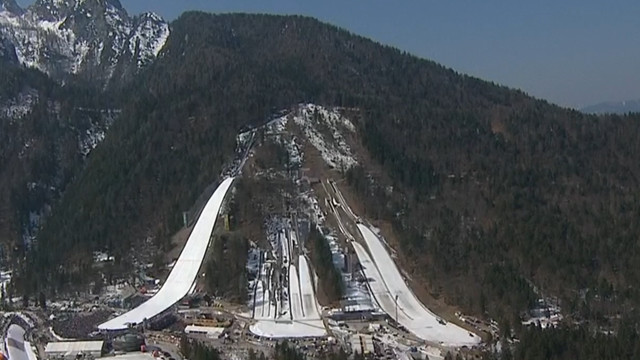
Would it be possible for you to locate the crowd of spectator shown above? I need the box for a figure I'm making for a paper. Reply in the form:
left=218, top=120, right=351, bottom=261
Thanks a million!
left=52, top=310, right=111, bottom=339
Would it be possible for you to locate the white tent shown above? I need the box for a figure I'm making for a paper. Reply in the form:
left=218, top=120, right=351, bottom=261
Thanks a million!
left=45, top=341, right=104, bottom=359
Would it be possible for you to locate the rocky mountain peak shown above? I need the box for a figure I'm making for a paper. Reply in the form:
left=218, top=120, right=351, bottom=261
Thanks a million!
left=30, top=0, right=125, bottom=20
left=0, top=0, right=24, bottom=15
left=30, top=0, right=75, bottom=21
left=0, top=0, right=169, bottom=83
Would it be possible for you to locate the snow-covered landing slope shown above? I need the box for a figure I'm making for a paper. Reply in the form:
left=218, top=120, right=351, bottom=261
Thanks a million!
left=249, top=255, right=326, bottom=338
left=299, top=255, right=322, bottom=320
left=99, top=177, right=234, bottom=330
left=249, top=319, right=326, bottom=339
left=6, top=324, right=38, bottom=360
left=289, top=265, right=304, bottom=320
left=355, top=224, right=481, bottom=347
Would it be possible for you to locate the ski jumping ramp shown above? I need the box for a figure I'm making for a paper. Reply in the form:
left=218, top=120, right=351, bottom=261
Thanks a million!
left=99, top=177, right=235, bottom=330
left=355, top=224, right=481, bottom=346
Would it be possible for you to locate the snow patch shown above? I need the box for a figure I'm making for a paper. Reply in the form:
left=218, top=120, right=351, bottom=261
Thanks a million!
left=0, top=2, right=168, bottom=78
left=77, top=109, right=117, bottom=156
left=128, top=13, right=169, bottom=66
left=0, top=89, right=37, bottom=120
left=293, top=104, right=357, bottom=170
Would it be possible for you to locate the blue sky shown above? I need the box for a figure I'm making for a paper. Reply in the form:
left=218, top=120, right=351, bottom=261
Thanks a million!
left=15, top=0, right=640, bottom=108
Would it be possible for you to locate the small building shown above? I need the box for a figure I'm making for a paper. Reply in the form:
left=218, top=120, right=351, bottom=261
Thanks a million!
left=184, top=325, right=225, bottom=338
left=45, top=341, right=104, bottom=360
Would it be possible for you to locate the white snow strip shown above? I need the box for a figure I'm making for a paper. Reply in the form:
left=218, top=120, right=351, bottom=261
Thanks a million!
left=24, top=341, right=38, bottom=360
left=249, top=256, right=326, bottom=338
left=275, top=231, right=290, bottom=320
left=289, top=264, right=304, bottom=320
left=98, top=177, right=235, bottom=330
left=298, top=255, right=321, bottom=320
left=355, top=224, right=480, bottom=347
left=256, top=286, right=274, bottom=320
left=352, top=241, right=404, bottom=314
left=6, top=325, right=33, bottom=360
left=280, top=230, right=290, bottom=269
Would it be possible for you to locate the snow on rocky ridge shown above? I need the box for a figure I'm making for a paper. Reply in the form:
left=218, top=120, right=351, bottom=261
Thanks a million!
left=78, top=108, right=118, bottom=156
left=0, top=0, right=169, bottom=80
left=294, top=103, right=358, bottom=170
left=264, top=104, right=358, bottom=171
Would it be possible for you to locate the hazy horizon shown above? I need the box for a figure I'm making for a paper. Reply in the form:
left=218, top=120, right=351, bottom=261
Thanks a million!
left=15, top=0, right=640, bottom=109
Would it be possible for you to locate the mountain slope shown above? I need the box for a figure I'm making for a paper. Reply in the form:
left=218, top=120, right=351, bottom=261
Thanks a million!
left=0, top=0, right=169, bottom=83
left=17, top=12, right=640, bottom=332
left=0, top=60, right=116, bottom=272
left=582, top=99, right=640, bottom=114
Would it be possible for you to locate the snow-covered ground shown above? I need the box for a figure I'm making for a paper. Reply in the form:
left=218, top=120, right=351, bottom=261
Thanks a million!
left=25, top=340, right=38, bottom=360
left=261, top=112, right=303, bottom=169
left=253, top=281, right=275, bottom=320
left=79, top=122, right=107, bottom=156
left=259, top=219, right=292, bottom=321
left=299, top=191, right=326, bottom=226
left=355, top=224, right=480, bottom=347
left=6, top=324, right=37, bottom=360
left=299, top=182, right=376, bottom=314
left=352, top=241, right=407, bottom=315
left=322, top=182, right=355, bottom=241
left=249, top=255, right=326, bottom=338
left=261, top=104, right=357, bottom=170
left=249, top=319, right=326, bottom=339
left=319, top=182, right=376, bottom=313
left=128, top=13, right=170, bottom=66
left=294, top=104, right=357, bottom=170
left=99, top=177, right=235, bottom=330
left=0, top=90, right=37, bottom=120
left=242, top=105, right=364, bottom=338
left=289, top=265, right=304, bottom=320
left=298, top=255, right=321, bottom=320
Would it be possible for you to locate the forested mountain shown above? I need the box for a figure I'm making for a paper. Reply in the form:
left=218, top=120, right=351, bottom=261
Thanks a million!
left=3, top=11, right=640, bottom=353
left=0, top=59, right=115, bottom=274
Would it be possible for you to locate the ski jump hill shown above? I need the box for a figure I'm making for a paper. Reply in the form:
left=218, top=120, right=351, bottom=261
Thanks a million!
left=99, top=177, right=235, bottom=331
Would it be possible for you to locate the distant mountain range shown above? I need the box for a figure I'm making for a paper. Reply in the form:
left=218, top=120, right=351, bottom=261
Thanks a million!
left=0, top=0, right=169, bottom=83
left=581, top=99, right=640, bottom=114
